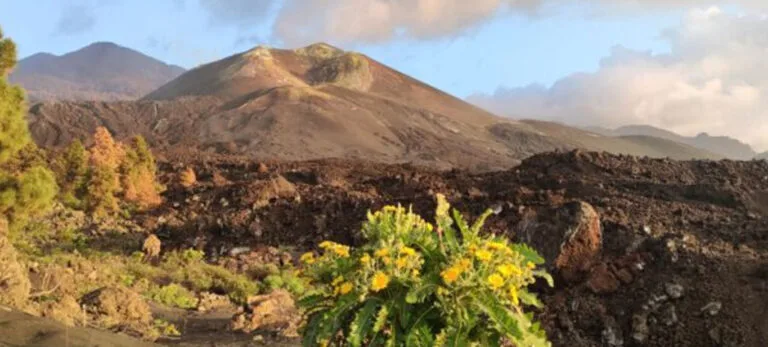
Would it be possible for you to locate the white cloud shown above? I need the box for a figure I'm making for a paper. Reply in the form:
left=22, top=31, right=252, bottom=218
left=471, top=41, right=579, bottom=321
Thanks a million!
left=197, top=0, right=768, bottom=46
left=469, top=7, right=768, bottom=151
left=271, top=0, right=542, bottom=46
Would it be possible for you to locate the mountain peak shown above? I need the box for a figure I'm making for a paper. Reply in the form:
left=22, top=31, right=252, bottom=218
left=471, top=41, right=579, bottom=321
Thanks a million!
left=10, top=42, right=185, bottom=101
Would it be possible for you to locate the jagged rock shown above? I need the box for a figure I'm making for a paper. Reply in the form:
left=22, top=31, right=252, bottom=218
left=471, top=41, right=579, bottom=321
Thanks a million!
left=587, top=263, right=620, bottom=294
left=231, top=289, right=299, bottom=337
left=521, top=201, right=602, bottom=283
left=0, top=218, right=30, bottom=309
left=631, top=312, right=650, bottom=344
left=196, top=292, right=234, bottom=313
left=660, top=305, right=678, bottom=327
left=80, top=287, right=153, bottom=337
left=41, top=295, right=86, bottom=327
left=665, top=283, right=684, bottom=299
left=249, top=175, right=297, bottom=209
left=701, top=301, right=722, bottom=316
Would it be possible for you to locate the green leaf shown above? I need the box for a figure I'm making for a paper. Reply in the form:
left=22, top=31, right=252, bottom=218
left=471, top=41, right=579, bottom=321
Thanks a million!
left=436, top=326, right=471, bottom=347
left=470, top=293, right=523, bottom=338
left=347, top=300, right=380, bottom=347
left=518, top=289, right=543, bottom=308
left=405, top=321, right=435, bottom=347
left=510, top=244, right=546, bottom=264
left=533, top=270, right=555, bottom=287
left=469, top=209, right=494, bottom=237
left=406, top=279, right=437, bottom=304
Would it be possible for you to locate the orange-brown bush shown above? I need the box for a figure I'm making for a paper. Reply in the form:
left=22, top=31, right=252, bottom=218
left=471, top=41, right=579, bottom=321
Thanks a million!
left=179, top=167, right=196, bottom=188
left=120, top=136, right=162, bottom=210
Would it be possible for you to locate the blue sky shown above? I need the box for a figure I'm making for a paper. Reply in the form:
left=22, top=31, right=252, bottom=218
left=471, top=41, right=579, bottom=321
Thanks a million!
left=4, top=1, right=768, bottom=150
left=1, top=0, right=680, bottom=98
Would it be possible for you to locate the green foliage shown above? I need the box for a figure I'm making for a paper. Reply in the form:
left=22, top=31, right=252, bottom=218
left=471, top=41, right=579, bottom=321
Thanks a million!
left=53, top=139, right=89, bottom=209
left=150, top=249, right=259, bottom=305
left=147, top=283, right=199, bottom=309
left=0, top=28, right=57, bottom=229
left=298, top=195, right=553, bottom=346
left=263, top=268, right=307, bottom=296
left=85, top=165, right=120, bottom=218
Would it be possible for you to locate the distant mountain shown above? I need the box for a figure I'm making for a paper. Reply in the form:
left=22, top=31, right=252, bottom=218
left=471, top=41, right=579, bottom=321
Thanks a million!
left=586, top=125, right=756, bottom=160
left=26, top=43, right=724, bottom=171
left=9, top=42, right=185, bottom=101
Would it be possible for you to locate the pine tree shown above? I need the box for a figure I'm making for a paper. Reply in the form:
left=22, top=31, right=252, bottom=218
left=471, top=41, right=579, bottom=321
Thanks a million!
left=121, top=135, right=162, bottom=210
left=0, top=28, right=57, bottom=227
left=53, top=139, right=89, bottom=209
left=85, top=127, right=124, bottom=218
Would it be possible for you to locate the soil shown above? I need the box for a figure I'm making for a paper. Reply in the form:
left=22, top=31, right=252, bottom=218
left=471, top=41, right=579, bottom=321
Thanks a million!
left=144, top=149, right=767, bottom=347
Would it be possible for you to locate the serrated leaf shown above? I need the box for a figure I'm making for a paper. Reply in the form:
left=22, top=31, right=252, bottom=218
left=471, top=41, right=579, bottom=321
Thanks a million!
left=469, top=209, right=494, bottom=237
left=509, top=244, right=545, bottom=264
left=406, top=280, right=437, bottom=304
left=470, top=292, right=523, bottom=338
left=518, top=289, right=543, bottom=308
left=347, top=300, right=380, bottom=347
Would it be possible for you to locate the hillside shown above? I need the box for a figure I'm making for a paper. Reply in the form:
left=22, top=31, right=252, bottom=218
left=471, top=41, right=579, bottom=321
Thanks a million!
left=587, top=124, right=755, bottom=160
left=9, top=42, right=185, bottom=101
left=27, top=43, right=721, bottom=171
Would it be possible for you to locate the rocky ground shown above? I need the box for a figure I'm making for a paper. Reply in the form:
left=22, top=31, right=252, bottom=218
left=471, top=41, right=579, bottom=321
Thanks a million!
left=3, top=149, right=767, bottom=346
left=149, top=149, right=768, bottom=346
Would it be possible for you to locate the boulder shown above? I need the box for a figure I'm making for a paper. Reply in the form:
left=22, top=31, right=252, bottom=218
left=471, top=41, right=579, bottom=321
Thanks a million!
left=518, top=201, right=602, bottom=283
left=231, top=289, right=299, bottom=337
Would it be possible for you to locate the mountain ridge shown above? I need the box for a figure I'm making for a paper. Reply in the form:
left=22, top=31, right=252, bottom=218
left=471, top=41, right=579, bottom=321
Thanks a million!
left=10, top=42, right=185, bottom=101
left=26, top=42, right=722, bottom=171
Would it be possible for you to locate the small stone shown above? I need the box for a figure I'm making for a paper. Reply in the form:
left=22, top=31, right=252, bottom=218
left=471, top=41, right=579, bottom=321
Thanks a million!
left=701, top=301, right=722, bottom=316
left=660, top=305, right=678, bottom=326
left=587, top=264, right=620, bottom=294
left=642, top=225, right=652, bottom=235
left=252, top=334, right=265, bottom=343
left=615, top=269, right=634, bottom=284
left=191, top=195, right=201, bottom=202
left=631, top=313, right=649, bottom=344
left=602, top=326, right=624, bottom=347
left=665, top=283, right=684, bottom=299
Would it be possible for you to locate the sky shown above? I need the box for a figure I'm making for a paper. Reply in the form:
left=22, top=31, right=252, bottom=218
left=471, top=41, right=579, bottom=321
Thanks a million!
left=2, top=1, right=768, bottom=150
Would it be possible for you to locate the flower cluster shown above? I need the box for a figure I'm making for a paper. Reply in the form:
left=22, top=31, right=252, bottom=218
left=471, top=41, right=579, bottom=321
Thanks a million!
left=298, top=196, right=552, bottom=347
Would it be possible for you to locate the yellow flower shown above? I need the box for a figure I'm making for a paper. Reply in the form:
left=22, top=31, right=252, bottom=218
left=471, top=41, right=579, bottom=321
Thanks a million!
left=299, top=252, right=315, bottom=264
left=457, top=258, right=472, bottom=271
left=360, top=254, right=371, bottom=265
left=400, top=247, right=416, bottom=256
left=487, top=241, right=506, bottom=251
left=332, top=276, right=344, bottom=286
left=319, top=339, right=329, bottom=347
left=509, top=286, right=519, bottom=305
left=395, top=257, right=408, bottom=269
left=371, top=272, right=390, bottom=292
left=332, top=245, right=350, bottom=258
left=497, top=264, right=522, bottom=278
left=319, top=241, right=334, bottom=249
left=339, top=282, right=353, bottom=295
left=411, top=269, right=420, bottom=277
left=526, top=262, right=536, bottom=270
left=375, top=248, right=390, bottom=258
left=426, top=223, right=434, bottom=232
left=441, top=266, right=462, bottom=284
left=475, top=249, right=493, bottom=262
left=468, top=244, right=478, bottom=253
left=382, top=256, right=392, bottom=265
left=487, top=273, right=504, bottom=289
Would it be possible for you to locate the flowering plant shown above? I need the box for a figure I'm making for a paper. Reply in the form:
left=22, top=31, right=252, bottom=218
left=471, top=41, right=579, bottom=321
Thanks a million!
left=298, top=194, right=553, bottom=346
